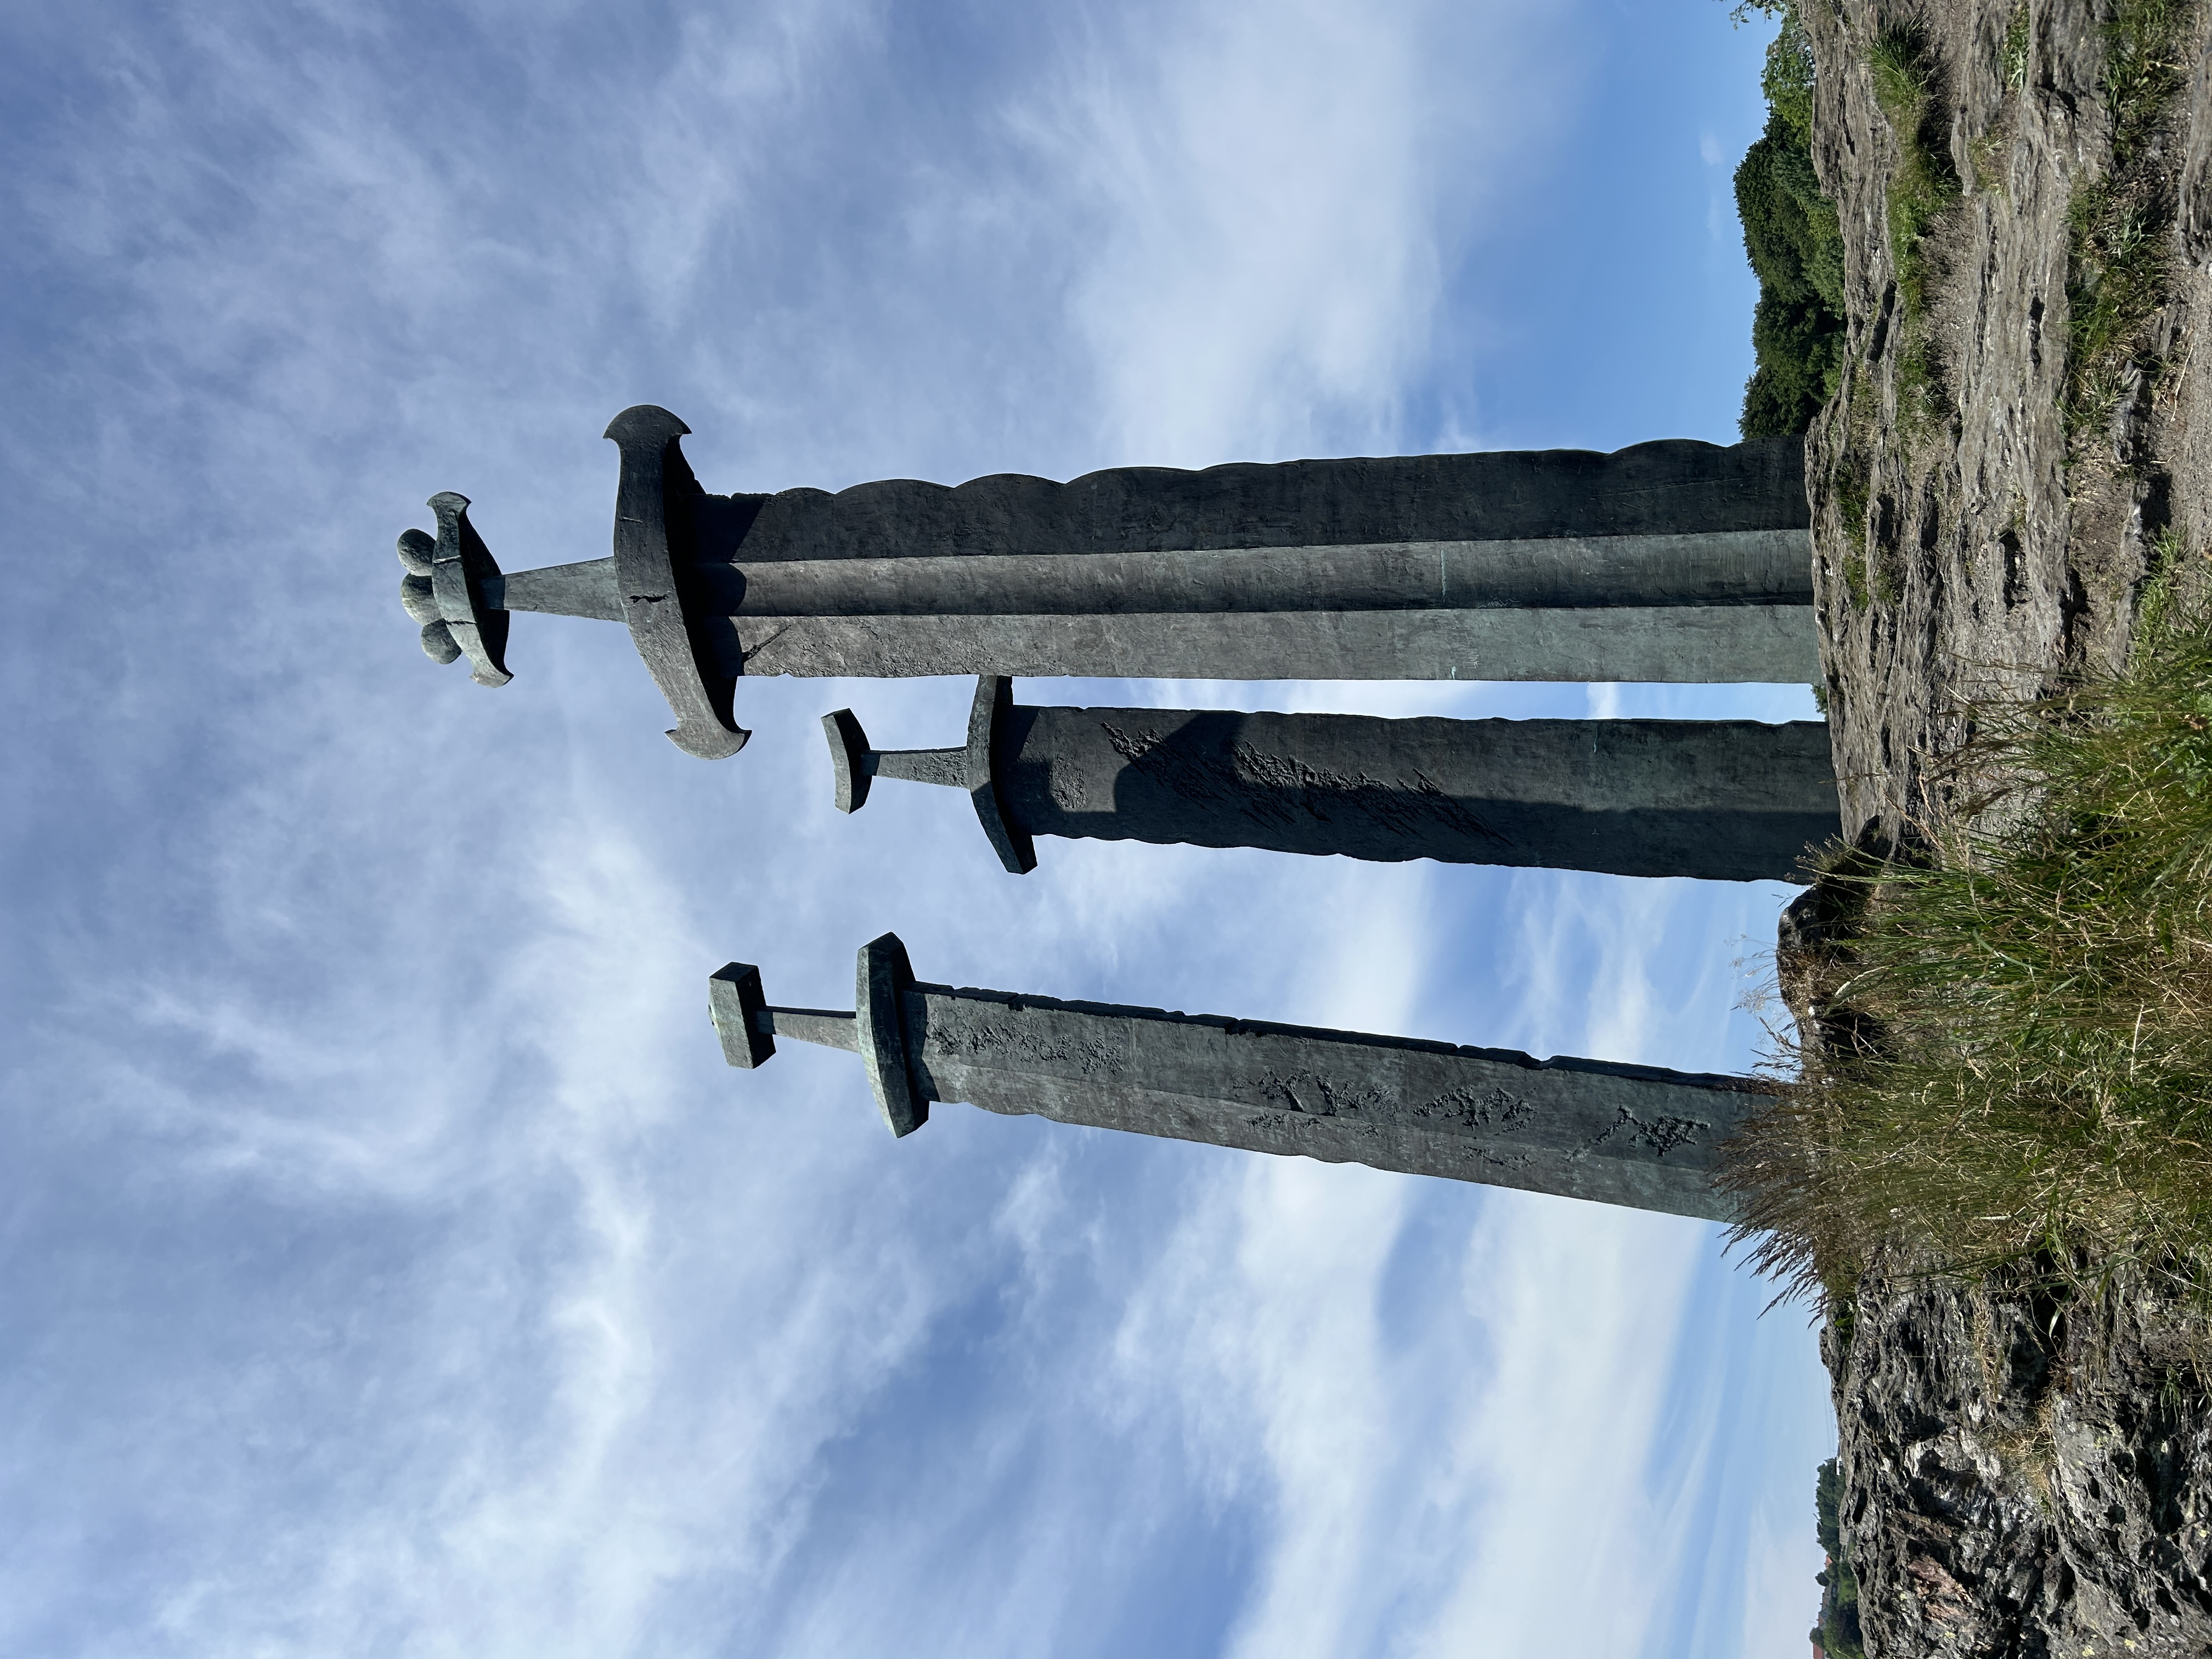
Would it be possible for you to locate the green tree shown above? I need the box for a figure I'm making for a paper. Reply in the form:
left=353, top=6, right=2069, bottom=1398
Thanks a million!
left=1813, top=1458, right=1865, bottom=1658
left=1735, top=6, right=1847, bottom=437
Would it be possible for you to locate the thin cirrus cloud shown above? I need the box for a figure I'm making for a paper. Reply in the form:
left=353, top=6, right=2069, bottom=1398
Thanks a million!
left=0, top=1, right=1830, bottom=1656
left=1007, top=0, right=1571, bottom=467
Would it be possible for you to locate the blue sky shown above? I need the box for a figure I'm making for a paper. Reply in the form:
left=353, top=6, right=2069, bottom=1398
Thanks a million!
left=0, top=1, right=1835, bottom=1654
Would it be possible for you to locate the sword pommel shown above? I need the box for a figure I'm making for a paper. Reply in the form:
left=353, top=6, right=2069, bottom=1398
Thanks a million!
left=396, top=528, right=456, bottom=663
left=396, top=494, right=511, bottom=687
left=822, top=708, right=876, bottom=813
left=709, top=962, right=777, bottom=1069
left=602, top=403, right=691, bottom=450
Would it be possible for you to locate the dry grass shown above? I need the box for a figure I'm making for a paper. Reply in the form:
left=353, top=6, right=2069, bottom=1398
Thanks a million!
left=1725, top=577, right=2212, bottom=1304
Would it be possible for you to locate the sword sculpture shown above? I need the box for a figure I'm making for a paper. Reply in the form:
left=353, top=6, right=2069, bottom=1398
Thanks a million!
left=709, top=936, right=1773, bottom=1221
left=824, top=675, right=1838, bottom=882
left=395, top=407, right=1820, bottom=761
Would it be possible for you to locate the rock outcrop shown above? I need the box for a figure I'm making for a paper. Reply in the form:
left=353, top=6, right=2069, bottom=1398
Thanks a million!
left=1793, top=1, right=2212, bottom=1652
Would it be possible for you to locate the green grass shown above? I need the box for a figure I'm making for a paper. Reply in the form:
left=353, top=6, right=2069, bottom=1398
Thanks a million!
left=2066, top=183, right=2175, bottom=438
left=1868, top=22, right=1933, bottom=114
left=2062, top=1, right=2197, bottom=439
left=1870, top=24, right=1960, bottom=323
left=1895, top=336, right=1949, bottom=433
left=2104, top=0, right=2194, bottom=167
left=1725, top=587, right=2212, bottom=1301
left=2136, top=525, right=2190, bottom=639
left=2002, top=3, right=2032, bottom=92
left=1832, top=452, right=1871, bottom=606
left=1839, top=550, right=1871, bottom=608
left=1973, top=8, right=2029, bottom=195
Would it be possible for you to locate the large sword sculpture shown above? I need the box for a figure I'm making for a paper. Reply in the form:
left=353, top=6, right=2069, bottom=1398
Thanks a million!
left=823, top=675, right=1838, bottom=882
left=394, top=406, right=1822, bottom=1209
left=710, top=936, right=1774, bottom=1221
left=395, top=407, right=1820, bottom=761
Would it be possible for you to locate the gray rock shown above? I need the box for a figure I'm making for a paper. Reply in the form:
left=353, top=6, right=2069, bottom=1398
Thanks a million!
left=1794, top=2, right=2212, bottom=1651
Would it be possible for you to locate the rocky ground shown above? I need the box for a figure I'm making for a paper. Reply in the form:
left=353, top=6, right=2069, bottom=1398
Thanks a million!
left=1797, top=1, right=2212, bottom=1653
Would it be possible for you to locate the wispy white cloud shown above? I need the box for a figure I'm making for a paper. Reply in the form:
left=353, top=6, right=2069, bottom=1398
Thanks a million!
left=1408, top=1199, right=1713, bottom=1658
left=1099, top=1150, right=1733, bottom=1659
left=1008, top=0, right=1573, bottom=467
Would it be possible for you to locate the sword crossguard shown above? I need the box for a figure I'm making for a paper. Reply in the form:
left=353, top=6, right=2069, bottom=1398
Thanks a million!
left=854, top=933, right=928, bottom=1136
left=396, top=493, right=510, bottom=687
left=605, top=405, right=748, bottom=760
left=394, top=406, right=747, bottom=755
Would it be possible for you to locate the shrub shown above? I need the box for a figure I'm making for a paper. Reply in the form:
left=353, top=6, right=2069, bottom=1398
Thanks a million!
left=1813, top=1458, right=1866, bottom=1658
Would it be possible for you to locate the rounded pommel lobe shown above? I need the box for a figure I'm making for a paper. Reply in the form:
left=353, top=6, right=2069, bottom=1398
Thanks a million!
left=856, top=933, right=927, bottom=1137
left=709, top=962, right=776, bottom=1069
left=397, top=527, right=461, bottom=663
left=602, top=404, right=750, bottom=761
left=416, top=493, right=512, bottom=687
left=823, top=709, right=872, bottom=813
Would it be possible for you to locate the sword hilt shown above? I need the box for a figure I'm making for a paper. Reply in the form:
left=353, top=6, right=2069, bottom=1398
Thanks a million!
left=821, top=676, right=1036, bottom=874
left=394, top=407, right=748, bottom=757
left=603, top=406, right=748, bottom=760
left=708, top=937, right=928, bottom=1136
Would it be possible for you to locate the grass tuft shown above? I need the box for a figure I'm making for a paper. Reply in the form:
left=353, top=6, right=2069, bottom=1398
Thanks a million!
left=1725, top=587, right=2212, bottom=1303
left=1895, top=336, right=1950, bottom=433
left=1869, top=24, right=1934, bottom=115
left=2061, top=0, right=2197, bottom=439
left=2066, top=182, right=2175, bottom=437
left=1870, top=24, right=1960, bottom=322
left=2104, top=0, right=2194, bottom=167
left=2001, top=3, right=2031, bottom=93
left=1833, top=454, right=1872, bottom=605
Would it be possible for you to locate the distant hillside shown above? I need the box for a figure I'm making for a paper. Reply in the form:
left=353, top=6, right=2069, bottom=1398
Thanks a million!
left=1735, top=5, right=1847, bottom=437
